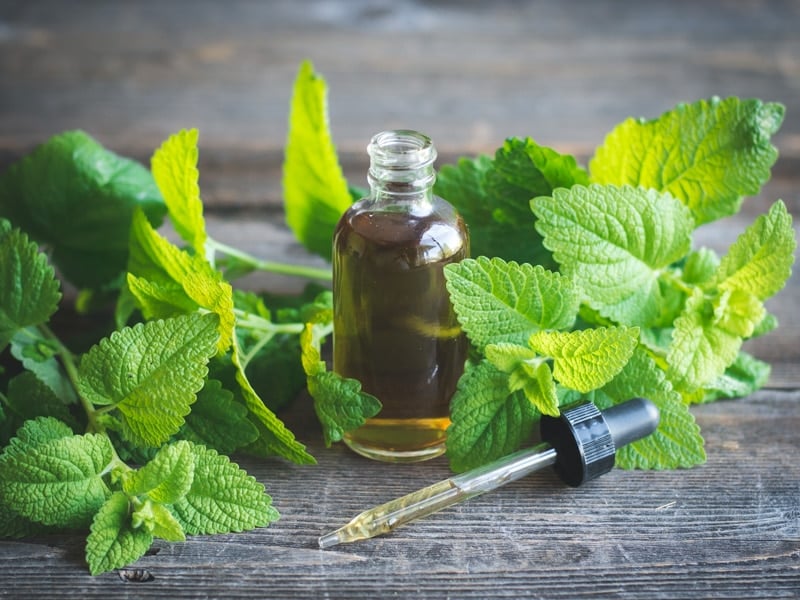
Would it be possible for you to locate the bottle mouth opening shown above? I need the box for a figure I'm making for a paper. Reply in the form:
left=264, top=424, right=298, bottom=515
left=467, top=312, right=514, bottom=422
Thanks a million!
left=368, top=130, right=437, bottom=168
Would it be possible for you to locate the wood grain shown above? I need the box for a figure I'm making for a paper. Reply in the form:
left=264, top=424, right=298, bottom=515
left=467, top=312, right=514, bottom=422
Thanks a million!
left=1, top=1, right=799, bottom=598
left=0, top=390, right=798, bottom=599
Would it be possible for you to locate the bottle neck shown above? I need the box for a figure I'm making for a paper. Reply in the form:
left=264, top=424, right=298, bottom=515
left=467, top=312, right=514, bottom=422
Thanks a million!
left=367, top=130, right=437, bottom=211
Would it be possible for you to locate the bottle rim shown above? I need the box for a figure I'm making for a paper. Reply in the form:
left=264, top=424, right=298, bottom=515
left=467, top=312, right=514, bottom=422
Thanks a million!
left=367, top=130, right=437, bottom=168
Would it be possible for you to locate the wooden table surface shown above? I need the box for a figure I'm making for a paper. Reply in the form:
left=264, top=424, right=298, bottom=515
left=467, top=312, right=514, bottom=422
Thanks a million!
left=1, top=1, right=798, bottom=598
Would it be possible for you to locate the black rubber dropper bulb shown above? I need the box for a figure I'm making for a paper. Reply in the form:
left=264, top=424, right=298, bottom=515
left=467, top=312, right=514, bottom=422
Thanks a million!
left=540, top=397, right=660, bottom=486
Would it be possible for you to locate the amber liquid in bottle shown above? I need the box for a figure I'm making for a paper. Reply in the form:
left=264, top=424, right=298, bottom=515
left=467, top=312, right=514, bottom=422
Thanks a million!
left=332, top=130, right=469, bottom=462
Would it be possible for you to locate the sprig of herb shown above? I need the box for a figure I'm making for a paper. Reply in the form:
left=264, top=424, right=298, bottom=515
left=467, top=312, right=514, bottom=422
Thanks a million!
left=281, top=63, right=795, bottom=472
left=0, top=122, right=378, bottom=574
left=0, top=60, right=795, bottom=576
left=0, top=245, right=278, bottom=573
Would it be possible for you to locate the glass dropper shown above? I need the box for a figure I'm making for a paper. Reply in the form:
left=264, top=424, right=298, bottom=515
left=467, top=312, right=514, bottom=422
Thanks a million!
left=319, top=397, right=660, bottom=549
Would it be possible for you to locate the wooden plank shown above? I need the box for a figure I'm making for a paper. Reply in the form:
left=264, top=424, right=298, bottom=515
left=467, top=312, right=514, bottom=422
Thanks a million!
left=1, top=0, right=799, bottom=164
left=1, top=1, right=799, bottom=596
left=0, top=389, right=798, bottom=598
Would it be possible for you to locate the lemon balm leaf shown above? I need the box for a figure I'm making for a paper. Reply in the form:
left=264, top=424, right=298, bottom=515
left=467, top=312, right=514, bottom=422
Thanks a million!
left=128, top=208, right=234, bottom=353
left=667, top=289, right=743, bottom=392
left=532, top=185, right=693, bottom=327
left=528, top=326, right=639, bottom=393
left=151, top=128, right=207, bottom=254
left=180, top=379, right=259, bottom=454
left=702, top=351, right=772, bottom=403
left=77, top=314, right=220, bottom=446
left=309, top=370, right=381, bottom=447
left=484, top=343, right=559, bottom=416
left=444, top=257, right=580, bottom=351
left=446, top=360, right=538, bottom=472
left=0, top=131, right=165, bottom=288
left=86, top=492, right=153, bottom=576
left=0, top=426, right=114, bottom=528
left=169, top=443, right=279, bottom=535
left=283, top=60, right=352, bottom=260
left=590, top=97, right=784, bottom=225
left=0, top=222, right=62, bottom=351
left=713, top=200, right=795, bottom=300
left=488, top=137, right=589, bottom=234
left=230, top=335, right=316, bottom=464
left=0, top=416, right=73, bottom=460
left=594, top=347, right=706, bottom=469
left=122, top=441, right=195, bottom=504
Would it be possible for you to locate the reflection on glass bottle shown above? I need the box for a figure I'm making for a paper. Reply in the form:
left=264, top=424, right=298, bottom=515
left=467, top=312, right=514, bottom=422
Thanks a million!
left=332, top=130, right=469, bottom=462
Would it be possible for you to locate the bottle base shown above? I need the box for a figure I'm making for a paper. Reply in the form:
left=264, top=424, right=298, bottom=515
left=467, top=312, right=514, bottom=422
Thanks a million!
left=343, top=417, right=449, bottom=463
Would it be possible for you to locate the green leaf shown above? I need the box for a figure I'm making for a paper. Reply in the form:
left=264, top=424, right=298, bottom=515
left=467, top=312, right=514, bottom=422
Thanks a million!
left=151, top=128, right=207, bottom=254
left=0, top=223, right=62, bottom=351
left=10, top=328, right=77, bottom=405
left=128, top=209, right=234, bottom=353
left=528, top=326, right=639, bottom=393
left=77, top=314, right=220, bottom=447
left=0, top=130, right=166, bottom=288
left=122, top=441, right=195, bottom=504
left=701, top=350, right=771, bottom=403
left=126, top=274, right=200, bottom=320
left=485, top=138, right=589, bottom=268
left=299, top=322, right=326, bottom=377
left=86, top=492, right=154, bottom=576
left=484, top=343, right=559, bottom=416
left=4, top=371, right=79, bottom=431
left=682, top=248, right=720, bottom=286
left=593, top=346, right=706, bottom=469
left=434, top=139, right=588, bottom=267
left=308, top=370, right=382, bottom=447
left=484, top=342, right=537, bottom=374
left=230, top=335, right=315, bottom=464
left=148, top=502, right=186, bottom=542
left=532, top=184, right=694, bottom=327
left=180, top=379, right=259, bottom=454
left=0, top=424, right=114, bottom=528
left=667, top=288, right=742, bottom=391
left=434, top=156, right=504, bottom=259
left=242, top=333, right=306, bottom=413
left=488, top=137, right=589, bottom=228
left=446, top=360, right=538, bottom=472
left=170, top=443, right=279, bottom=535
left=0, top=503, right=53, bottom=539
left=444, top=257, right=580, bottom=351
left=713, top=200, right=796, bottom=300
left=0, top=416, right=73, bottom=459
left=590, top=97, right=784, bottom=224
left=712, top=288, right=765, bottom=338
left=282, top=60, right=352, bottom=260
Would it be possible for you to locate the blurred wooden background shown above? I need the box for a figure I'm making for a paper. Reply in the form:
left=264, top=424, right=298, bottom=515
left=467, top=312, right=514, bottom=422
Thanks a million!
left=1, top=0, right=798, bottom=382
left=1, top=2, right=799, bottom=598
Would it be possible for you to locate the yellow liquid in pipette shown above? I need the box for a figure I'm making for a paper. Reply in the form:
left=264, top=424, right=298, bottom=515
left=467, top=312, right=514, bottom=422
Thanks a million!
left=319, top=479, right=467, bottom=548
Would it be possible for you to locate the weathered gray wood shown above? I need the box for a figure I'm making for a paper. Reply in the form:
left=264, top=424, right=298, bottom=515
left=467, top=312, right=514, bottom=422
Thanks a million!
left=1, top=1, right=799, bottom=597
left=1, top=0, right=799, bottom=168
left=0, top=390, right=798, bottom=599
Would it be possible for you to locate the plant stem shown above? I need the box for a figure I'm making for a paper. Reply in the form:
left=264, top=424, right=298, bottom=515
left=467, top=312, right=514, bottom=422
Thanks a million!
left=37, top=324, right=104, bottom=435
left=233, top=308, right=305, bottom=335
left=36, top=324, right=130, bottom=473
left=659, top=268, right=696, bottom=296
left=208, top=237, right=332, bottom=281
left=240, top=331, right=276, bottom=370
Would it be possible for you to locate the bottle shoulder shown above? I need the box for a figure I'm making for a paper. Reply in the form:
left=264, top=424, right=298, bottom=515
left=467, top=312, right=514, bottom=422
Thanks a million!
left=334, top=195, right=469, bottom=268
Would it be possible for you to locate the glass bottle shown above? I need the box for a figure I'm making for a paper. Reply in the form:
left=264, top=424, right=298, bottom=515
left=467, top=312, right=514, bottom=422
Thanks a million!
left=332, top=130, right=469, bottom=462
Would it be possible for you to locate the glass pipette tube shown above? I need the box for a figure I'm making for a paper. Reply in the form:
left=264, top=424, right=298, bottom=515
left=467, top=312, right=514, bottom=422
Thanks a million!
left=318, top=443, right=557, bottom=548
left=318, top=398, right=660, bottom=549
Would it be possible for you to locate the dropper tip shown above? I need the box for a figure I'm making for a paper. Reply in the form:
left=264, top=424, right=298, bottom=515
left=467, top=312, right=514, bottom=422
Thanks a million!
left=318, top=530, right=342, bottom=550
